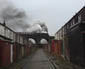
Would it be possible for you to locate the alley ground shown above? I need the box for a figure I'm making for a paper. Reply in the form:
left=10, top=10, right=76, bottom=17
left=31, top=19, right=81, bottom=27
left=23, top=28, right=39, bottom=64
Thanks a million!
left=22, top=49, right=54, bottom=69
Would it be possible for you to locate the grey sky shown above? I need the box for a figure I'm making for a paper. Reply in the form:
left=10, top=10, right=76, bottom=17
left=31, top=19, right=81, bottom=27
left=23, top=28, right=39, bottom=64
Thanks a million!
left=11, top=0, right=84, bottom=36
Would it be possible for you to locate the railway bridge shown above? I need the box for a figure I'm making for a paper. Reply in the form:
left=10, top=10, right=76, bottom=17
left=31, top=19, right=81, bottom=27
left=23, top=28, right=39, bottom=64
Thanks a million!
left=18, top=32, right=50, bottom=44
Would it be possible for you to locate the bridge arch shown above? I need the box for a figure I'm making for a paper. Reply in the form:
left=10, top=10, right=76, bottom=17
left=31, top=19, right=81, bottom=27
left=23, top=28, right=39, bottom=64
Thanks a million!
left=29, top=38, right=36, bottom=44
left=40, top=38, right=48, bottom=44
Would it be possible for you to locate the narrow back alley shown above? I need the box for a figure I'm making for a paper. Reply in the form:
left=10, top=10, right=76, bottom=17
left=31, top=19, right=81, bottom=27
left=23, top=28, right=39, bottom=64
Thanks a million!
left=23, top=49, right=54, bottom=69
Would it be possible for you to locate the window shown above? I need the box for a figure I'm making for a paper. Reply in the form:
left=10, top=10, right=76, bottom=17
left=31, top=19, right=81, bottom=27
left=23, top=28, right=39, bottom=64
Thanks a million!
left=75, top=16, right=78, bottom=23
left=67, top=24, right=69, bottom=29
left=78, top=15, right=81, bottom=23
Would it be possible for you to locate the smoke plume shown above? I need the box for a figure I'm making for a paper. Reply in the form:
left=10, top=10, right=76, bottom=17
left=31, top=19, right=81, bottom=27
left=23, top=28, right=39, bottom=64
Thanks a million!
left=0, top=0, right=30, bottom=32
left=0, top=0, right=48, bottom=34
left=26, top=21, right=48, bottom=34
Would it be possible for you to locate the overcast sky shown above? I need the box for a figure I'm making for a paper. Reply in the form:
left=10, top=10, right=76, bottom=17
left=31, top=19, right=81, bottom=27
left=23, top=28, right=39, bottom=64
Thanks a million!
left=11, top=0, right=84, bottom=36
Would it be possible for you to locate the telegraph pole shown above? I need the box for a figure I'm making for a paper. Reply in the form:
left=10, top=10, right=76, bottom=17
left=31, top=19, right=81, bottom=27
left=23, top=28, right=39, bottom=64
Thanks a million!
left=3, top=19, right=6, bottom=26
